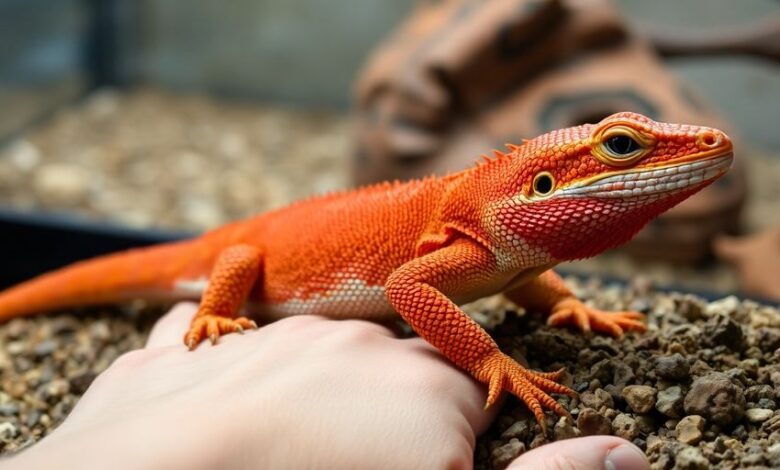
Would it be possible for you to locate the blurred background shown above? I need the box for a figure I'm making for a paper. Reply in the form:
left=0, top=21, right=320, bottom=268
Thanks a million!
left=0, top=0, right=778, bottom=299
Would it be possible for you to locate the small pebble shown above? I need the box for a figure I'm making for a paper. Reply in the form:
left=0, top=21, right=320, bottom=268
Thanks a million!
left=654, top=353, right=690, bottom=381
left=42, top=379, right=70, bottom=400
left=0, top=422, right=18, bottom=440
left=491, top=438, right=525, bottom=470
left=500, top=421, right=530, bottom=440
left=612, top=413, right=639, bottom=441
left=31, top=163, right=91, bottom=206
left=2, top=380, right=27, bottom=400
left=675, top=415, right=705, bottom=445
left=684, top=373, right=745, bottom=426
left=25, top=410, right=41, bottom=428
left=33, top=340, right=57, bottom=358
left=656, top=386, right=685, bottom=418
left=6, top=342, right=27, bottom=356
left=703, top=314, right=746, bottom=351
left=756, top=397, right=775, bottom=410
left=576, top=408, right=611, bottom=436
left=553, top=417, right=579, bottom=440
left=745, top=408, right=773, bottom=423
left=623, top=385, right=657, bottom=414
left=0, top=404, right=19, bottom=417
left=89, top=322, right=112, bottom=342
left=580, top=388, right=614, bottom=410
left=675, top=446, right=709, bottom=470
left=704, top=296, right=740, bottom=317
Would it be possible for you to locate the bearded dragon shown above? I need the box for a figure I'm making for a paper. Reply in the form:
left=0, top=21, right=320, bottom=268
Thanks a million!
left=0, top=112, right=733, bottom=428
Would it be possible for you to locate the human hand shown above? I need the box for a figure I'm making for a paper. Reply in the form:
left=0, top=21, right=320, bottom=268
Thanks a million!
left=3, top=303, right=649, bottom=470
left=5, top=303, right=493, bottom=469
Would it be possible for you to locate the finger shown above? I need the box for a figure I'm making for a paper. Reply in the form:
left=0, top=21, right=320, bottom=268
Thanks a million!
left=146, top=302, right=199, bottom=349
left=507, top=436, right=648, bottom=470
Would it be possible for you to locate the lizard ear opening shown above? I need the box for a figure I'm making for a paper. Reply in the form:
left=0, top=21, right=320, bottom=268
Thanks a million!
left=532, top=172, right=555, bottom=197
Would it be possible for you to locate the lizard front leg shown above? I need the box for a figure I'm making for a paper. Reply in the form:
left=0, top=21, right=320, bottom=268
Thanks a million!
left=385, top=239, right=574, bottom=430
left=505, top=270, right=646, bottom=337
left=184, top=244, right=262, bottom=349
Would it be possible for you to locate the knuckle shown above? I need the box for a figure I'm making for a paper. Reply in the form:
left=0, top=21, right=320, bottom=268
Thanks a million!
left=433, top=441, right=472, bottom=470
left=106, top=349, right=154, bottom=376
left=333, top=321, right=380, bottom=344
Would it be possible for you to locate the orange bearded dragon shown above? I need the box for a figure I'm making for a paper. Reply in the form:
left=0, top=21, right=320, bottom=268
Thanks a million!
left=0, top=112, right=733, bottom=428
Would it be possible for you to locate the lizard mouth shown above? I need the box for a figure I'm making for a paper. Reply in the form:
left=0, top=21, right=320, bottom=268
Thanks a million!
left=560, top=152, right=733, bottom=199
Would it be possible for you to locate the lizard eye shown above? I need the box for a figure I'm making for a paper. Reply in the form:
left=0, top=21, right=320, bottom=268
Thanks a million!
left=604, top=135, right=640, bottom=156
left=532, top=171, right=555, bottom=196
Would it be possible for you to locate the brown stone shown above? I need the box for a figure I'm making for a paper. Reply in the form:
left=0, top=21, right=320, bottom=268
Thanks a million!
left=352, top=0, right=745, bottom=264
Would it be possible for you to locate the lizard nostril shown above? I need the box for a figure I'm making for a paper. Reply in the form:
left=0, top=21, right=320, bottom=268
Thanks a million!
left=697, top=130, right=721, bottom=149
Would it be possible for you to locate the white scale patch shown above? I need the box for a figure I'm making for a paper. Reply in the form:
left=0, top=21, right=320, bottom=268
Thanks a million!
left=559, top=155, right=732, bottom=199
left=174, top=275, right=394, bottom=320
left=263, top=278, right=392, bottom=320
left=492, top=235, right=553, bottom=272
left=174, top=276, right=210, bottom=296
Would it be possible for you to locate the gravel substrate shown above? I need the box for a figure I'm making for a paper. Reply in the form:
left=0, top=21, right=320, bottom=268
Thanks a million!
left=0, top=303, right=162, bottom=453
left=0, top=279, right=778, bottom=470
left=470, top=278, right=780, bottom=470
left=0, top=89, right=779, bottom=467
left=0, top=88, right=350, bottom=230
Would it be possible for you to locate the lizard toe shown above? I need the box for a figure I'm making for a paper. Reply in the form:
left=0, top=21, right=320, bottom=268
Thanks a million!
left=548, top=298, right=647, bottom=338
left=183, top=314, right=257, bottom=349
left=475, top=351, right=573, bottom=432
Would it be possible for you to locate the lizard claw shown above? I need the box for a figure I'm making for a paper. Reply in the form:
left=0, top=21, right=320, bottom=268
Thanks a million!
left=548, top=298, right=647, bottom=337
left=475, top=351, right=574, bottom=432
left=183, top=315, right=258, bottom=349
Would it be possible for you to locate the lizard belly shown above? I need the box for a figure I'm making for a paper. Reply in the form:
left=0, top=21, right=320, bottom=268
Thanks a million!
left=175, top=275, right=396, bottom=321
left=255, top=278, right=396, bottom=321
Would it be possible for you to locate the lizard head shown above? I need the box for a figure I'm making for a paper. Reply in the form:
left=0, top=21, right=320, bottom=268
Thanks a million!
left=484, top=112, right=733, bottom=262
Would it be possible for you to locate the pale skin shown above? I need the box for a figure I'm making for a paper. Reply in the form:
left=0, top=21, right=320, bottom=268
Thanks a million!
left=1, top=303, right=648, bottom=470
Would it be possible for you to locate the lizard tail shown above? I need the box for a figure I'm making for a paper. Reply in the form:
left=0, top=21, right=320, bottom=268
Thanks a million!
left=0, top=240, right=204, bottom=321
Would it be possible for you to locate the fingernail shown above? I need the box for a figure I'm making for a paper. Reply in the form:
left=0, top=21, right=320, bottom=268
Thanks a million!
left=604, top=444, right=648, bottom=470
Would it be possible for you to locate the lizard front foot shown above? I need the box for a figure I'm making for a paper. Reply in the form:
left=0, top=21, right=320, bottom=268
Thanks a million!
left=184, top=314, right=258, bottom=350
left=548, top=297, right=646, bottom=337
left=474, top=351, right=575, bottom=432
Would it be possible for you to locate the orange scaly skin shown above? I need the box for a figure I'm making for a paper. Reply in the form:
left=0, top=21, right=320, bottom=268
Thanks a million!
left=0, top=113, right=733, bottom=430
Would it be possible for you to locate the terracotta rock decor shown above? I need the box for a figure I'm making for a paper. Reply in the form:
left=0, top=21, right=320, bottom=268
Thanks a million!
left=353, top=0, right=747, bottom=263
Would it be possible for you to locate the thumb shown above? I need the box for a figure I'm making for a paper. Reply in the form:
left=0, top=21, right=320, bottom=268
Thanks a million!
left=507, top=436, right=648, bottom=470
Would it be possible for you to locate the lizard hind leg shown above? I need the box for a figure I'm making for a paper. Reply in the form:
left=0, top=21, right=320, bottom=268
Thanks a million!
left=183, top=244, right=262, bottom=350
